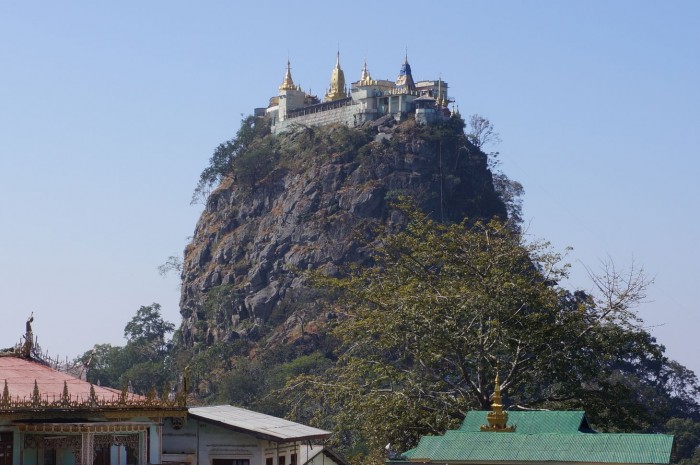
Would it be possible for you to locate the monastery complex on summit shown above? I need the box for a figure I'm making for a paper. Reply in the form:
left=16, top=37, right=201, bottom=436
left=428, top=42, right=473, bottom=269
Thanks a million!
left=255, top=53, right=460, bottom=134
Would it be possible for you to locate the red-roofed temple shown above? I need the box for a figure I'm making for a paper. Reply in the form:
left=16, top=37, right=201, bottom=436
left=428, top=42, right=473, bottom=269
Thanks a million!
left=0, top=318, right=187, bottom=465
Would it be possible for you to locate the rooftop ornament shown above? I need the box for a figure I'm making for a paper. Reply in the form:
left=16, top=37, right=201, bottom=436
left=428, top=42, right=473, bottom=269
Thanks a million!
left=480, top=371, right=516, bottom=432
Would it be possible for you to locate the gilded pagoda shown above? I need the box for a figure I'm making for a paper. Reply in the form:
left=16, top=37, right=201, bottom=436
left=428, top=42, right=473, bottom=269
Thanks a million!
left=255, top=53, right=459, bottom=134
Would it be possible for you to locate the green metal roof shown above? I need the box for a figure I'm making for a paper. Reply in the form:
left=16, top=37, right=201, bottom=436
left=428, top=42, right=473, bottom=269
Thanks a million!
left=401, top=411, right=674, bottom=465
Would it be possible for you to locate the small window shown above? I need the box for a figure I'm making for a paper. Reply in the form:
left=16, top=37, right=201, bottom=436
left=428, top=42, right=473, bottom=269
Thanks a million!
left=266, top=458, right=273, bottom=465
left=290, top=454, right=297, bottom=465
left=278, top=457, right=286, bottom=465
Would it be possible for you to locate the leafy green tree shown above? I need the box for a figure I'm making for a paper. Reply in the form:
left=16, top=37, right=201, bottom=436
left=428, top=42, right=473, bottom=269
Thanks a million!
left=192, top=115, right=271, bottom=204
left=281, top=201, right=699, bottom=462
left=78, top=303, right=176, bottom=394
left=78, top=343, right=126, bottom=388
left=492, top=172, right=524, bottom=227
left=665, top=418, right=700, bottom=464
left=124, top=303, right=175, bottom=357
left=466, top=114, right=500, bottom=149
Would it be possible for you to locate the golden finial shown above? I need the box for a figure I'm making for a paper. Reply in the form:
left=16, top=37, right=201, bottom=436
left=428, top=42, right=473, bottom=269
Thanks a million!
left=89, top=384, right=97, bottom=405
left=360, top=59, right=372, bottom=85
left=60, top=380, right=70, bottom=406
left=31, top=380, right=41, bottom=405
left=435, top=77, right=443, bottom=107
left=480, top=370, right=516, bottom=432
left=279, top=60, right=296, bottom=92
left=1, top=380, right=9, bottom=406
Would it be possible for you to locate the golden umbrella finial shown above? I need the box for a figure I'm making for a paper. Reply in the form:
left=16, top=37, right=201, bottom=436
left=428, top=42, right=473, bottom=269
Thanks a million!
left=480, top=369, right=516, bottom=432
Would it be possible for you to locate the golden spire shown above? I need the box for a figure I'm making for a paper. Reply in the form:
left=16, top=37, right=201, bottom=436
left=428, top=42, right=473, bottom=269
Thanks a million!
left=325, top=51, right=348, bottom=101
left=279, top=60, right=296, bottom=92
left=480, top=371, right=516, bottom=432
left=436, top=77, right=443, bottom=107
left=360, top=59, right=373, bottom=85
left=434, top=76, right=448, bottom=108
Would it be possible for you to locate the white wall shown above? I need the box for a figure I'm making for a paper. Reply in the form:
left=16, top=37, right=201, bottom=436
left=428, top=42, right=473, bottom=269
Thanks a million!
left=163, top=418, right=301, bottom=465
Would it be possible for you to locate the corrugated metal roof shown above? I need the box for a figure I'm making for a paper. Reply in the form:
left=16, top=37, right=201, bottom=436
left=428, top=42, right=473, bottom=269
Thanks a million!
left=188, top=405, right=331, bottom=442
left=405, top=428, right=674, bottom=464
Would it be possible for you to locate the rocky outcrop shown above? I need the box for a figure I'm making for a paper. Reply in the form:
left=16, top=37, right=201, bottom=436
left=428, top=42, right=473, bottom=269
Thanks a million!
left=178, top=118, right=506, bottom=349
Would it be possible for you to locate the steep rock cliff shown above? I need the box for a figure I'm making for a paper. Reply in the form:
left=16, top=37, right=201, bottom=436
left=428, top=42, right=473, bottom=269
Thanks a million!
left=179, top=117, right=506, bottom=350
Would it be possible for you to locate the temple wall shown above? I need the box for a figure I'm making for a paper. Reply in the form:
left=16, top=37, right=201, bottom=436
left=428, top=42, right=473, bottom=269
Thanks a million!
left=273, top=104, right=378, bottom=134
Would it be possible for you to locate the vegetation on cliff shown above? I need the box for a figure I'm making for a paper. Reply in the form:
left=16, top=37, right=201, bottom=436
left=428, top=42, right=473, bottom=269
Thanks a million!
left=176, top=114, right=507, bottom=389
left=279, top=202, right=700, bottom=462
left=78, top=114, right=700, bottom=465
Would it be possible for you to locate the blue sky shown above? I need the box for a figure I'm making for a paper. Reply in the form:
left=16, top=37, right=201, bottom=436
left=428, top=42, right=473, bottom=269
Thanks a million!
left=1, top=1, right=699, bottom=374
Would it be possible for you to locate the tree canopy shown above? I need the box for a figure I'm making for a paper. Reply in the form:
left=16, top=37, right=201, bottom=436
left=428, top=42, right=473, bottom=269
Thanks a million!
left=280, top=202, right=700, bottom=463
left=79, top=303, right=175, bottom=394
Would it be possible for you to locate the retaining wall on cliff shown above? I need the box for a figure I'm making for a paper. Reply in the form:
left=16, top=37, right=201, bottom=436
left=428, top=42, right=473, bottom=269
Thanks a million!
left=273, top=104, right=378, bottom=134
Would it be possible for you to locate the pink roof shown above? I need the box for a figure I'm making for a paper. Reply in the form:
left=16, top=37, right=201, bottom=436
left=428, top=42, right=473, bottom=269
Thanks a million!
left=0, top=356, right=134, bottom=402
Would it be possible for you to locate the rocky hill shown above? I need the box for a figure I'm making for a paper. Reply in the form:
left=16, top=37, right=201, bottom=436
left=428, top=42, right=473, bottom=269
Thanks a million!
left=178, top=116, right=506, bottom=356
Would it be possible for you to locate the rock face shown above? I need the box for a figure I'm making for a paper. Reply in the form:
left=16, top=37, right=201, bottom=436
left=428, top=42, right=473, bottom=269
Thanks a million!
left=178, top=119, right=506, bottom=349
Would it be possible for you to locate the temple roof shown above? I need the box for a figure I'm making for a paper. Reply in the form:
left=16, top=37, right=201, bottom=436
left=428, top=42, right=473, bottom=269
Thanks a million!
left=0, top=357, right=127, bottom=402
left=400, top=411, right=674, bottom=465
left=0, top=355, right=186, bottom=416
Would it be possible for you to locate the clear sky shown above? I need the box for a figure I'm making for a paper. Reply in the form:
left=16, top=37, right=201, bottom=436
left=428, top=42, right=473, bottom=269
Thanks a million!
left=1, top=2, right=699, bottom=374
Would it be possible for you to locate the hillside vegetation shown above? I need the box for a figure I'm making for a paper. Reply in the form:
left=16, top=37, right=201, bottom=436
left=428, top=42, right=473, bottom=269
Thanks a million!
left=79, top=114, right=700, bottom=465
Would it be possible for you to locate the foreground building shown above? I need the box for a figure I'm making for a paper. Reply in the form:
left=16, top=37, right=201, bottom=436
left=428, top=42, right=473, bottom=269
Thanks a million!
left=393, top=378, right=674, bottom=465
left=162, top=406, right=337, bottom=465
left=0, top=321, right=333, bottom=465
left=0, top=322, right=187, bottom=465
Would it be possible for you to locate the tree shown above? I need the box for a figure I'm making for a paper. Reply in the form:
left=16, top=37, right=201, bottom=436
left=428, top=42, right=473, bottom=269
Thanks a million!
left=158, top=255, right=183, bottom=278
left=466, top=114, right=501, bottom=149
left=492, top=172, right=524, bottom=227
left=78, top=303, right=177, bottom=394
left=281, top=202, right=699, bottom=463
left=665, top=418, right=700, bottom=464
left=192, top=115, right=271, bottom=204
left=124, top=303, right=175, bottom=357
left=77, top=343, right=125, bottom=388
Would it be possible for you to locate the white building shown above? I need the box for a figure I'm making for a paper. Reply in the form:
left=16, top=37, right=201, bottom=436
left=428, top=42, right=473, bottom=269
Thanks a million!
left=162, top=406, right=341, bottom=465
